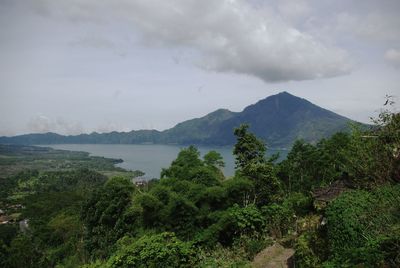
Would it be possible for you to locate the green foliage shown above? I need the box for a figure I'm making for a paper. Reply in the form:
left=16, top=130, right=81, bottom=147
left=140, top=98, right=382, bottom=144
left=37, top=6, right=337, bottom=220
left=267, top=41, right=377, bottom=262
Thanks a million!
left=278, top=133, right=351, bottom=194
left=233, top=124, right=266, bottom=171
left=161, top=145, right=203, bottom=179
left=164, top=193, right=198, bottom=238
left=133, top=193, right=163, bottom=228
left=0, top=224, right=18, bottom=246
left=284, top=192, right=313, bottom=216
left=262, top=203, right=294, bottom=239
left=294, top=232, right=321, bottom=268
left=1, top=107, right=398, bottom=268
left=232, top=125, right=283, bottom=207
left=7, top=234, right=41, bottom=268
left=0, top=144, right=127, bottom=180
left=196, top=185, right=227, bottom=211
left=223, top=176, right=254, bottom=207
left=325, top=184, right=400, bottom=266
left=233, top=234, right=271, bottom=260
left=244, top=162, right=282, bottom=206
left=81, top=176, right=135, bottom=259
left=344, top=112, right=400, bottom=187
left=228, top=204, right=265, bottom=236
left=196, top=243, right=252, bottom=267
left=160, top=146, right=224, bottom=187
left=0, top=239, right=8, bottom=268
left=106, top=232, right=197, bottom=268
left=204, top=150, right=225, bottom=168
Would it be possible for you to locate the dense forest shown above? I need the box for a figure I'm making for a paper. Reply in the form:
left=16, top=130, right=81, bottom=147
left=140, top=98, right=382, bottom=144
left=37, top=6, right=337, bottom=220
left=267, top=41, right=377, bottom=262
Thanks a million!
left=0, top=107, right=399, bottom=267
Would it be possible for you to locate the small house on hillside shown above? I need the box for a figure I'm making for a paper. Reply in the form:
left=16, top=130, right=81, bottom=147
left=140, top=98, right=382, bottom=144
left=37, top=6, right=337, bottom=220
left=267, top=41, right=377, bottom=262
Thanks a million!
left=0, top=215, right=12, bottom=224
left=312, top=180, right=350, bottom=210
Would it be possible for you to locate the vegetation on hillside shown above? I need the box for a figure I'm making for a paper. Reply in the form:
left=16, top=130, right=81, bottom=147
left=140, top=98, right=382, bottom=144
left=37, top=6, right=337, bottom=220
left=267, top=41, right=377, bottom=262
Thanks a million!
left=0, top=105, right=398, bottom=267
left=0, top=92, right=358, bottom=148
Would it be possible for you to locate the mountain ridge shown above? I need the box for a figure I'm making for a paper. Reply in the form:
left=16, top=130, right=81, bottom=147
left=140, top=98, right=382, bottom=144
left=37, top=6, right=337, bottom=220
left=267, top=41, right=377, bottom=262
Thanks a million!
left=0, top=92, right=361, bottom=147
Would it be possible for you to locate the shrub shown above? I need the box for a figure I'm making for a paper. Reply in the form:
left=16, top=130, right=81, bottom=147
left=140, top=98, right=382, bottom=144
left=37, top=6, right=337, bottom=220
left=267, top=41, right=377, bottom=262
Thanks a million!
left=262, top=203, right=294, bottom=238
left=325, top=184, right=400, bottom=266
left=294, top=233, right=320, bottom=268
left=106, top=232, right=197, bottom=268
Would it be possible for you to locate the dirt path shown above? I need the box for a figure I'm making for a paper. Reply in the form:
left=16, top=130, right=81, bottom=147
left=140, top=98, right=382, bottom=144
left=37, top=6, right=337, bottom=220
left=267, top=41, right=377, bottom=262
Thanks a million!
left=251, top=243, right=294, bottom=268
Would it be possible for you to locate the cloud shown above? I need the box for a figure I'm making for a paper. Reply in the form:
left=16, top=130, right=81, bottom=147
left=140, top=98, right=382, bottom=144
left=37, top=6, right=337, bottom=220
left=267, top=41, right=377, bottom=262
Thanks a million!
left=27, top=115, right=54, bottom=133
left=22, top=0, right=352, bottom=83
left=69, top=34, right=116, bottom=49
left=122, top=0, right=352, bottom=82
left=336, top=12, right=400, bottom=43
left=27, top=115, right=83, bottom=135
left=276, top=0, right=312, bottom=24
left=384, top=49, right=400, bottom=69
left=95, top=121, right=130, bottom=134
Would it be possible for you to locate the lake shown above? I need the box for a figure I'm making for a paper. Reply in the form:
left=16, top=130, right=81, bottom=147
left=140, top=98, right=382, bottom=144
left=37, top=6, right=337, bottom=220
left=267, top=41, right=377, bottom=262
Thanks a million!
left=45, top=144, right=287, bottom=179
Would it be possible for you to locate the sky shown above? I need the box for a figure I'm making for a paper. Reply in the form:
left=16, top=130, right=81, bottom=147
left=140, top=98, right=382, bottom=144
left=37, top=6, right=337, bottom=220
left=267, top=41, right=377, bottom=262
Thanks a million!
left=0, top=0, right=399, bottom=136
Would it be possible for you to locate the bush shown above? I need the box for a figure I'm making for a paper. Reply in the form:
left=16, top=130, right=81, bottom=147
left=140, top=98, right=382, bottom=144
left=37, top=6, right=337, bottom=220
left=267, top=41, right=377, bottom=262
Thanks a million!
left=197, top=204, right=266, bottom=246
left=294, top=233, right=320, bottom=268
left=233, top=234, right=271, bottom=260
left=262, top=203, right=294, bottom=238
left=325, top=184, right=400, bottom=266
left=106, top=232, right=197, bottom=268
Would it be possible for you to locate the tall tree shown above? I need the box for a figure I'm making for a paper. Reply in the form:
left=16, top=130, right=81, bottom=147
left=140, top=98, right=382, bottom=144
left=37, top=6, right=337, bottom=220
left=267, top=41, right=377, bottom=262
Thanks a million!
left=233, top=124, right=281, bottom=206
left=81, top=177, right=135, bottom=259
left=233, top=124, right=266, bottom=171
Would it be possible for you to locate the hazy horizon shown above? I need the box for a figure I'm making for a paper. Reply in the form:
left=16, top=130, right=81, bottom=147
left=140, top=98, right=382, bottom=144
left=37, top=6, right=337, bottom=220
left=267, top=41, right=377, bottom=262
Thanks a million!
left=1, top=0, right=399, bottom=136
left=0, top=91, right=368, bottom=137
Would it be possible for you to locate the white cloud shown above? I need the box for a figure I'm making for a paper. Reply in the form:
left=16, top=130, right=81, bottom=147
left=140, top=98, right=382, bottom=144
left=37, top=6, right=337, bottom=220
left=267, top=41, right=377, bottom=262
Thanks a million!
left=335, top=12, right=400, bottom=43
left=384, top=49, right=400, bottom=69
left=27, top=115, right=83, bottom=135
left=277, top=0, right=312, bottom=24
left=122, top=0, right=352, bottom=82
left=21, top=0, right=352, bottom=83
left=27, top=115, right=54, bottom=133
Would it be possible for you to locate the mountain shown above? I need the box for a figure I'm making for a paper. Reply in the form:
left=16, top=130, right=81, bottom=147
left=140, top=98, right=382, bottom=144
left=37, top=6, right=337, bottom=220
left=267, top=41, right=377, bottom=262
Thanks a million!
left=0, top=92, right=360, bottom=148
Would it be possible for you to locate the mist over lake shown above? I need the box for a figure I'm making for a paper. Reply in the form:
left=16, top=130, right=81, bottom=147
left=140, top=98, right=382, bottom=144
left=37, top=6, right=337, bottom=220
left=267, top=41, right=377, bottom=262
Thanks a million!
left=44, top=144, right=287, bottom=179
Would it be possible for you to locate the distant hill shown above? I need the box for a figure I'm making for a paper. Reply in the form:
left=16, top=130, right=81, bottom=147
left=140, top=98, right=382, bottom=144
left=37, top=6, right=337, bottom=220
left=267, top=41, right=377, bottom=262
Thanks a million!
left=0, top=92, right=361, bottom=148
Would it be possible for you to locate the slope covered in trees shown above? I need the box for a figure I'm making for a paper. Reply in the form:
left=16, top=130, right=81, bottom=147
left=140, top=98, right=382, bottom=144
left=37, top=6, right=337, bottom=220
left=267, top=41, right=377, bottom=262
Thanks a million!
left=0, top=92, right=360, bottom=147
left=0, top=107, right=398, bottom=267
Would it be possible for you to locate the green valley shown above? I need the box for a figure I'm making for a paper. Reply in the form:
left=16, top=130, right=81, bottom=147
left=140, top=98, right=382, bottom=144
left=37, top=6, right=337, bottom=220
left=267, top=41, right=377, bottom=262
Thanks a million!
left=0, top=107, right=398, bottom=267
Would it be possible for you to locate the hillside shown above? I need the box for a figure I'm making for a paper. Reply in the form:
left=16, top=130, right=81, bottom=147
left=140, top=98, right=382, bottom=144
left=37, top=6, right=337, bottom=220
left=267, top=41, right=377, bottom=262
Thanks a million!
left=205, top=92, right=354, bottom=147
left=0, top=92, right=358, bottom=147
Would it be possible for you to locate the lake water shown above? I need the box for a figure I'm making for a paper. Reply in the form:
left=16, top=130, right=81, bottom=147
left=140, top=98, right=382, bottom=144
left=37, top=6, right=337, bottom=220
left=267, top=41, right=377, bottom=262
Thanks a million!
left=46, top=144, right=287, bottom=179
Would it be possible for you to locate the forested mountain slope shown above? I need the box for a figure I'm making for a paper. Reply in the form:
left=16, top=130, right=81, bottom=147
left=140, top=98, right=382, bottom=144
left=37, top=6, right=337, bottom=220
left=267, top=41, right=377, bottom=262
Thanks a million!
left=0, top=92, right=358, bottom=147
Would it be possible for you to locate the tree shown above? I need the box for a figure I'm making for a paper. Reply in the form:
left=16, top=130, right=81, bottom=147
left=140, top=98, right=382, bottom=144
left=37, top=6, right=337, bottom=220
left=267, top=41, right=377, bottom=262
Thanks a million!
left=161, top=146, right=203, bottom=180
left=106, top=233, right=197, bottom=268
left=7, top=234, right=41, bottom=268
left=233, top=124, right=266, bottom=171
left=81, top=177, right=135, bottom=259
left=204, top=150, right=225, bottom=169
left=246, top=162, right=282, bottom=206
left=233, top=124, right=282, bottom=206
left=344, top=108, right=400, bottom=187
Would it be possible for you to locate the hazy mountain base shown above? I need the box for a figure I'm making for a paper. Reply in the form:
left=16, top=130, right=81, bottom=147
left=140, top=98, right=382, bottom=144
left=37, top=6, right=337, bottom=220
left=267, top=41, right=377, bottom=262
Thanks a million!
left=0, top=92, right=359, bottom=148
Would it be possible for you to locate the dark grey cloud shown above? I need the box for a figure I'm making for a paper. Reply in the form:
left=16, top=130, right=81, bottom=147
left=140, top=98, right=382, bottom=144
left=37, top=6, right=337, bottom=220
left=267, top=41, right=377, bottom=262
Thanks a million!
left=18, top=0, right=352, bottom=83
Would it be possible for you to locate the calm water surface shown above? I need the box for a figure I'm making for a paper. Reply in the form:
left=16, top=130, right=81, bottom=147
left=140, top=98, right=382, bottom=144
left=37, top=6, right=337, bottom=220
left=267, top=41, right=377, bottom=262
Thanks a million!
left=46, top=144, right=287, bottom=179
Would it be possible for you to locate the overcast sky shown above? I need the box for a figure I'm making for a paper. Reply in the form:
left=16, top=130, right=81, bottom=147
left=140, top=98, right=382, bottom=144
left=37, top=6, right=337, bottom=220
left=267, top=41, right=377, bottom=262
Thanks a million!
left=1, top=0, right=399, bottom=136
